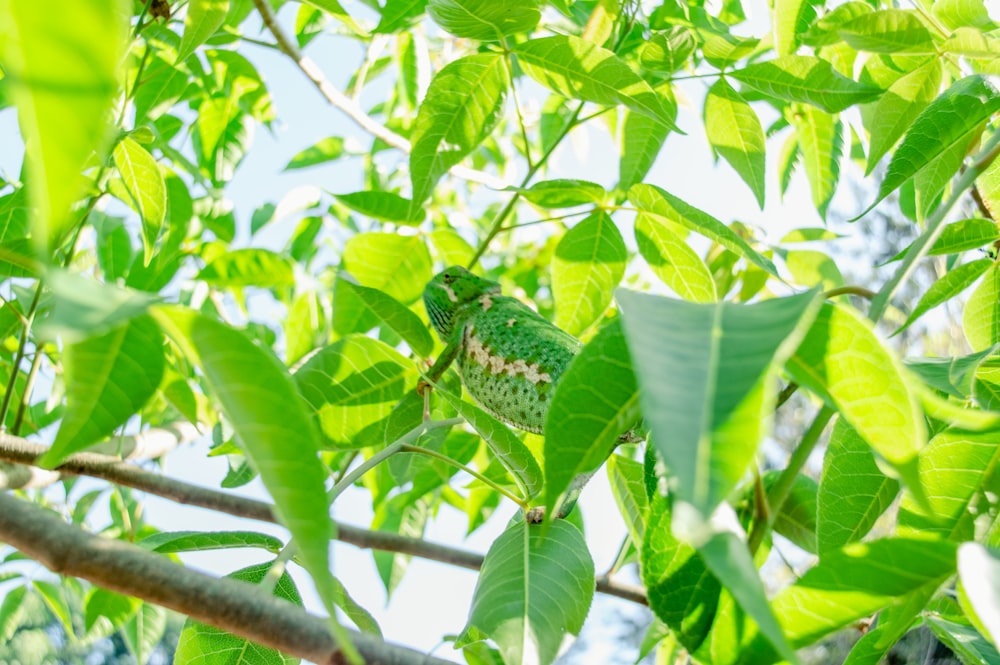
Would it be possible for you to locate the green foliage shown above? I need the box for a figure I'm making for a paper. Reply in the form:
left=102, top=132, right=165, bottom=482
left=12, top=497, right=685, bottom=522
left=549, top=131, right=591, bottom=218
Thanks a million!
left=2, top=0, right=1000, bottom=664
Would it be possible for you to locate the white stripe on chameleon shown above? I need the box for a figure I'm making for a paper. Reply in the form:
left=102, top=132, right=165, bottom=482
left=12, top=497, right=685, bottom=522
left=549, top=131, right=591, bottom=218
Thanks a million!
left=443, top=285, right=458, bottom=302
left=465, top=333, right=552, bottom=385
left=479, top=294, right=493, bottom=311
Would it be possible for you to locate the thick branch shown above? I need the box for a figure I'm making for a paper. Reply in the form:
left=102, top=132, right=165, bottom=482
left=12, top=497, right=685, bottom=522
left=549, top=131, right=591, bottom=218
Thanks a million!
left=0, top=492, right=456, bottom=665
left=249, top=0, right=506, bottom=190
left=0, top=434, right=648, bottom=605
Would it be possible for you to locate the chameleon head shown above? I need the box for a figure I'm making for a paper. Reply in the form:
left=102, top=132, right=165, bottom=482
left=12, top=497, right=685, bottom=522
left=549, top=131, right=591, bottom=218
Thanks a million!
left=423, top=266, right=501, bottom=339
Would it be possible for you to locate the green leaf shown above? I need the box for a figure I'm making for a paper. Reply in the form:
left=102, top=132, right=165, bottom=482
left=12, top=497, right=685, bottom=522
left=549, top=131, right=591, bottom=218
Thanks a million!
left=792, top=105, right=842, bottom=220
left=372, top=494, right=428, bottom=596
left=897, top=258, right=991, bottom=333
left=931, top=218, right=1000, bottom=255
left=33, top=580, right=73, bottom=637
left=628, top=184, right=778, bottom=277
left=303, top=0, right=365, bottom=37
left=897, top=431, right=1000, bottom=541
left=340, top=281, right=433, bottom=358
left=544, top=320, right=640, bottom=514
left=520, top=179, right=606, bottom=208
left=197, top=248, right=295, bottom=288
left=730, top=56, right=881, bottom=114
left=783, top=249, right=844, bottom=291
left=341, top=232, right=432, bottom=304
left=943, top=26, right=1000, bottom=58
left=607, top=454, right=648, bottom=546
left=617, top=288, right=819, bottom=517
left=762, top=471, right=818, bottom=554
left=641, top=497, right=719, bottom=652
left=0, top=585, right=26, bottom=642
left=112, top=138, right=166, bottom=265
left=83, top=588, right=141, bottom=634
left=294, top=335, right=417, bottom=449
left=512, top=35, right=678, bottom=131
left=174, top=562, right=301, bottom=665
left=907, top=346, right=996, bottom=400
left=138, top=530, right=284, bottom=554
left=552, top=211, right=626, bottom=335
left=859, top=75, right=1000, bottom=217
left=284, top=136, right=346, bottom=170
left=150, top=306, right=344, bottom=642
left=409, top=53, right=507, bottom=208
left=926, top=615, right=1000, bottom=665
left=773, top=0, right=818, bottom=56
left=178, top=0, right=230, bottom=61
left=427, top=0, right=539, bottom=40
left=42, top=269, right=159, bottom=342
left=430, top=228, right=476, bottom=267
left=957, top=543, right=1000, bottom=649
left=39, top=317, right=165, bottom=468
left=773, top=538, right=956, bottom=646
left=0, top=0, right=126, bottom=249
left=619, top=109, right=671, bottom=192
left=639, top=27, right=696, bottom=73
left=438, top=389, right=543, bottom=499
left=864, top=58, right=942, bottom=174
left=456, top=520, right=594, bottom=665
left=817, top=418, right=899, bottom=555
left=704, top=79, right=766, bottom=209
left=963, top=264, right=1000, bottom=351
left=285, top=291, right=324, bottom=365
left=334, top=190, right=425, bottom=225
left=787, top=303, right=927, bottom=471
left=635, top=210, right=717, bottom=303
left=122, top=603, right=167, bottom=665
left=838, top=9, right=937, bottom=53
left=932, top=0, right=995, bottom=30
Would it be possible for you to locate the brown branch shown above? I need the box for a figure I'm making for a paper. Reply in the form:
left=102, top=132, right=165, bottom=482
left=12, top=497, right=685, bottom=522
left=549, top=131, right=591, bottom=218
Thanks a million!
left=0, top=492, right=457, bottom=665
left=0, top=434, right=649, bottom=605
left=249, top=0, right=506, bottom=191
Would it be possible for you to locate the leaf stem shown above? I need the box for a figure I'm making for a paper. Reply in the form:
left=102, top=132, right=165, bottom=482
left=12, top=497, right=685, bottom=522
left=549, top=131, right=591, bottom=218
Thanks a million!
left=0, top=283, right=43, bottom=431
left=399, top=443, right=528, bottom=507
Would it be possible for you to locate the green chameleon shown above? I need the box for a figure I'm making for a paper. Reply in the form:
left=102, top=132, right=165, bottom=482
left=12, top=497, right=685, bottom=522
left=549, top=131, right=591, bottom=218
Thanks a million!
left=421, top=266, right=641, bottom=521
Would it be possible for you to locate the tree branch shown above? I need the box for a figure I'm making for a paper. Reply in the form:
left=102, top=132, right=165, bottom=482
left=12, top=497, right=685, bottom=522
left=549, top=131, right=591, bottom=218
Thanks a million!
left=0, top=434, right=648, bottom=606
left=249, top=0, right=506, bottom=191
left=0, top=492, right=457, bottom=665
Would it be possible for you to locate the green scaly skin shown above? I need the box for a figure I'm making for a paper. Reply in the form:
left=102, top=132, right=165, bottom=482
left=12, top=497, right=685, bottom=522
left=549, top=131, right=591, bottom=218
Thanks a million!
left=422, top=266, right=621, bottom=521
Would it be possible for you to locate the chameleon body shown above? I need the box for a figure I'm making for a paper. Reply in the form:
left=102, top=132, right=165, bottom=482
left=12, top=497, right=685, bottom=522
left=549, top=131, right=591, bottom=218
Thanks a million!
left=423, top=266, right=581, bottom=433
left=423, top=266, right=632, bottom=520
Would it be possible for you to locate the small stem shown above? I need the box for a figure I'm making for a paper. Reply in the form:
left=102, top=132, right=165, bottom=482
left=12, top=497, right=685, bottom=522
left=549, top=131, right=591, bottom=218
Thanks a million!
left=260, top=540, right=297, bottom=594
left=598, top=535, right=632, bottom=580
left=821, top=285, right=875, bottom=301
left=467, top=102, right=586, bottom=267
left=499, top=209, right=593, bottom=232
left=0, top=283, right=43, bottom=430
left=748, top=405, right=834, bottom=555
left=11, top=351, right=43, bottom=436
left=502, top=46, right=534, bottom=171
left=399, top=444, right=528, bottom=507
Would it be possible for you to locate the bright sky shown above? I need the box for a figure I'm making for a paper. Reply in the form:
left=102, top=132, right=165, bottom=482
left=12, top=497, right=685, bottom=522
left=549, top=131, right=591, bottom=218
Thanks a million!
left=0, top=1, right=844, bottom=662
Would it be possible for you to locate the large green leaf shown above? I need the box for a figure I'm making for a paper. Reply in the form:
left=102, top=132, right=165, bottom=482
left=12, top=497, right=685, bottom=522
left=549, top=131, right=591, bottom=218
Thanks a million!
left=340, top=281, right=434, bottom=358
left=544, top=320, right=640, bottom=514
left=897, top=430, right=1000, bottom=541
left=42, top=270, right=159, bottom=343
left=427, top=0, right=539, bottom=40
left=341, top=232, right=432, bottom=304
left=864, top=58, right=942, bottom=173
left=634, top=213, right=716, bottom=303
left=774, top=538, right=956, bottom=646
left=619, top=109, right=671, bottom=192
left=787, top=303, right=927, bottom=473
left=730, top=56, right=881, bottom=114
left=704, top=78, right=766, bottom=208
left=838, top=9, right=937, bottom=53
left=0, top=0, right=126, bottom=249
left=178, top=0, right=230, bottom=61
left=930, top=218, right=1000, bottom=255
left=641, top=496, right=719, bottom=653
left=409, top=53, right=507, bottom=208
left=963, top=264, right=1000, bottom=351
left=897, top=258, right=992, bottom=333
left=174, top=562, right=301, bottom=665
left=859, top=75, right=1000, bottom=217
left=958, top=542, right=1000, bottom=650
left=112, top=138, right=166, bottom=266
left=294, top=335, right=417, bottom=449
left=617, top=288, right=818, bottom=517
left=607, top=454, right=648, bottom=547
left=927, top=614, right=1000, bottom=665
left=39, top=317, right=165, bottom=468
left=334, top=191, right=425, bottom=225
left=150, top=306, right=342, bottom=637
left=792, top=105, right=842, bottom=220
left=773, top=0, right=818, bottom=55
left=552, top=211, right=626, bottom=335
left=628, top=184, right=778, bottom=276
left=817, top=418, right=899, bottom=555
left=512, top=35, right=677, bottom=130
left=456, top=520, right=594, bottom=665
left=438, top=390, right=543, bottom=500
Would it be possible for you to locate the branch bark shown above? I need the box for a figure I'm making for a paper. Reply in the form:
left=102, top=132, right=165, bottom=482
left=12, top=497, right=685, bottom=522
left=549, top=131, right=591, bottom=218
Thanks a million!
left=0, top=492, right=457, bottom=665
left=0, top=434, right=648, bottom=605
left=249, top=0, right=507, bottom=191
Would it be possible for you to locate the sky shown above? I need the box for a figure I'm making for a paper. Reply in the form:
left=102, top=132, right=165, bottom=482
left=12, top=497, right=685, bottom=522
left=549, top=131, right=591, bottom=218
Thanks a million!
left=0, top=1, right=852, bottom=662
